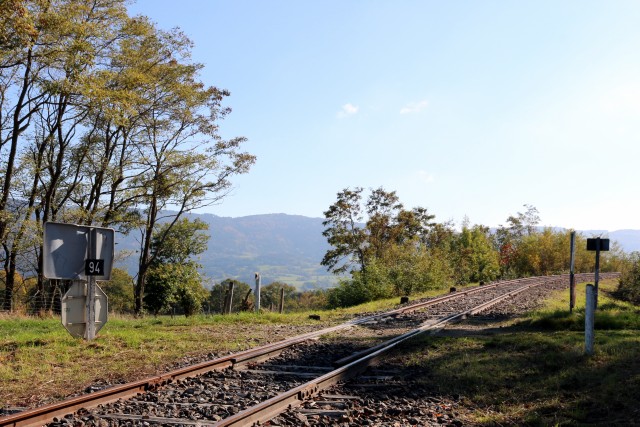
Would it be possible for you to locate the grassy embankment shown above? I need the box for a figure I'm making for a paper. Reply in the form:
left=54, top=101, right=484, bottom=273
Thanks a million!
left=388, top=279, right=640, bottom=426
left=2, top=279, right=637, bottom=426
left=0, top=285, right=457, bottom=408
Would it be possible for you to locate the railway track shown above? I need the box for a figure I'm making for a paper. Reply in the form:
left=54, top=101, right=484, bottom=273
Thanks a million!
left=0, top=273, right=618, bottom=427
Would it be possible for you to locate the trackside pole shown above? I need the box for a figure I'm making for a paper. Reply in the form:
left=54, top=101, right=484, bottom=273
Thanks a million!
left=569, top=231, right=576, bottom=313
left=85, top=229, right=97, bottom=341
left=224, top=281, right=235, bottom=314
left=254, top=273, right=261, bottom=312
left=279, top=287, right=285, bottom=314
left=586, top=237, right=609, bottom=311
left=585, top=284, right=595, bottom=355
left=594, top=244, right=600, bottom=309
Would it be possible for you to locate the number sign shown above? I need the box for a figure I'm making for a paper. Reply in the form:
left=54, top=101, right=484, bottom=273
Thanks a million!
left=85, top=259, right=105, bottom=276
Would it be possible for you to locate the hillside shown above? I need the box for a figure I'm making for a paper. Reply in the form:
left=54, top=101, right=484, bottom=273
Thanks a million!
left=115, top=213, right=640, bottom=289
left=116, top=213, right=338, bottom=289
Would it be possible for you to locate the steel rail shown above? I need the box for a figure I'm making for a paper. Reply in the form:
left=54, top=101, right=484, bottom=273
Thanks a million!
left=212, top=274, right=566, bottom=427
left=0, top=273, right=618, bottom=427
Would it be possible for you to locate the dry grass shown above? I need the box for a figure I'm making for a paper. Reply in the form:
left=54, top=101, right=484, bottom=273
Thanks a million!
left=0, top=312, right=334, bottom=408
left=382, top=279, right=640, bottom=425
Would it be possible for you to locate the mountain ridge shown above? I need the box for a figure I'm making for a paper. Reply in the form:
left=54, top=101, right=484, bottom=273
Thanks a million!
left=115, top=213, right=639, bottom=288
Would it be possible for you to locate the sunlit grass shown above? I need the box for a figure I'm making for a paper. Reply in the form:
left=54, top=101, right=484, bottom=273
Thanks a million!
left=0, top=308, right=347, bottom=407
left=386, top=278, right=640, bottom=425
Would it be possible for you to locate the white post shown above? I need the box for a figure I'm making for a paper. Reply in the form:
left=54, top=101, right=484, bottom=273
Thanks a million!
left=85, top=277, right=96, bottom=340
left=254, top=273, right=261, bottom=312
left=585, top=284, right=595, bottom=355
left=84, top=228, right=97, bottom=341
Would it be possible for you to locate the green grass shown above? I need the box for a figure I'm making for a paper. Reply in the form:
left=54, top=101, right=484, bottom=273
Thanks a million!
left=0, top=283, right=481, bottom=409
left=4, top=278, right=636, bottom=425
left=0, top=311, right=343, bottom=407
left=386, top=279, right=640, bottom=425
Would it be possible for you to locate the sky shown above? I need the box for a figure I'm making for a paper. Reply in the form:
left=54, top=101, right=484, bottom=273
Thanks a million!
left=128, top=0, right=640, bottom=231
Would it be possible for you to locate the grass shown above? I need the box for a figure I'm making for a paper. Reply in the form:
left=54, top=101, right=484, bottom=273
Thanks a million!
left=0, top=311, right=339, bottom=408
left=386, top=279, right=640, bottom=425
left=0, top=286, right=466, bottom=409
left=3, top=278, right=637, bottom=425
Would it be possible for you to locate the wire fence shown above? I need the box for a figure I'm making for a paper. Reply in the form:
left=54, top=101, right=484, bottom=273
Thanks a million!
left=0, top=289, right=63, bottom=315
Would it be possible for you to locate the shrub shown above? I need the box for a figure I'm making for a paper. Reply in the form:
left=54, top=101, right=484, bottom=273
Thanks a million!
left=618, top=252, right=640, bottom=305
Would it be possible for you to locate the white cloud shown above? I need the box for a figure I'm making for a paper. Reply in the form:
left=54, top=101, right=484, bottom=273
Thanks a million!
left=337, top=103, right=359, bottom=118
left=416, top=170, right=435, bottom=184
left=400, top=100, right=429, bottom=114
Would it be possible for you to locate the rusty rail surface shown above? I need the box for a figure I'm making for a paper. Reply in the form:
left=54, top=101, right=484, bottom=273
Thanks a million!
left=214, top=273, right=615, bottom=426
left=0, top=273, right=619, bottom=427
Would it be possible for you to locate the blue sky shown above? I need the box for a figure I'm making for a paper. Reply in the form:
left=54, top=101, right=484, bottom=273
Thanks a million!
left=128, top=1, right=640, bottom=231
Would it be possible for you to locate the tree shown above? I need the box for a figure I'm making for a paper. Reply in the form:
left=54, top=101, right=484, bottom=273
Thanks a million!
left=321, top=187, right=367, bottom=275
left=260, top=282, right=299, bottom=312
left=101, top=267, right=134, bottom=313
left=120, top=24, right=254, bottom=314
left=322, top=187, right=442, bottom=307
left=452, top=225, right=500, bottom=284
left=0, top=0, right=131, bottom=310
left=150, top=217, right=209, bottom=265
left=0, top=1, right=255, bottom=314
left=618, top=252, right=640, bottom=305
left=143, top=218, right=210, bottom=315
left=209, top=279, right=251, bottom=313
left=144, top=262, right=206, bottom=316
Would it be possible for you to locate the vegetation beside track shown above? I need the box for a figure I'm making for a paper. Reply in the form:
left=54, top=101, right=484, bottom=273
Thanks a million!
left=386, top=279, right=640, bottom=425
left=0, top=286, right=459, bottom=409
left=2, top=278, right=638, bottom=426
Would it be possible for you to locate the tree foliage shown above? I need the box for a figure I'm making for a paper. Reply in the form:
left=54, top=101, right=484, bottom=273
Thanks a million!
left=617, top=252, right=640, bottom=305
left=0, top=0, right=254, bottom=313
left=323, top=187, right=449, bottom=307
left=143, top=218, right=210, bottom=316
left=101, top=267, right=134, bottom=313
left=323, top=194, right=626, bottom=308
left=208, top=278, right=251, bottom=313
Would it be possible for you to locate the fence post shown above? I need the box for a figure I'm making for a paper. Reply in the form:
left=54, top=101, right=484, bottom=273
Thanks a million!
left=279, top=287, right=285, bottom=314
left=569, top=231, right=576, bottom=312
left=224, top=281, right=234, bottom=314
left=254, top=273, right=261, bottom=312
left=585, top=284, right=595, bottom=355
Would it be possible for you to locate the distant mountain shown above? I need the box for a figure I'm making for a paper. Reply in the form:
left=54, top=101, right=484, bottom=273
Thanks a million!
left=115, top=213, right=640, bottom=289
left=116, top=213, right=339, bottom=290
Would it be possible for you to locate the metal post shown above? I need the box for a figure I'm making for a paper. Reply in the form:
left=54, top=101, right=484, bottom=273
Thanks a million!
left=594, top=238, right=600, bottom=309
left=254, top=273, right=261, bottom=312
left=585, top=284, right=595, bottom=355
left=569, top=231, right=576, bottom=312
left=279, top=287, right=285, bottom=314
left=224, top=281, right=234, bottom=314
left=85, top=228, right=97, bottom=341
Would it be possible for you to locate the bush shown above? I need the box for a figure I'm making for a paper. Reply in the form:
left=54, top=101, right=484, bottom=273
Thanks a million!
left=618, top=253, right=640, bottom=305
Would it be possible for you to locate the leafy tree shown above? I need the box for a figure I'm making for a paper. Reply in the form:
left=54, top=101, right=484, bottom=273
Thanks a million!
left=321, top=187, right=367, bottom=275
left=0, top=0, right=255, bottom=315
left=617, top=252, right=640, bottom=305
left=323, top=187, right=443, bottom=307
left=128, top=23, right=254, bottom=314
left=0, top=0, right=130, bottom=310
left=209, top=279, right=251, bottom=313
left=296, top=289, right=327, bottom=311
left=144, top=263, right=206, bottom=316
left=144, top=218, right=210, bottom=315
left=151, top=218, right=209, bottom=265
left=452, top=225, right=499, bottom=284
left=260, top=282, right=299, bottom=312
left=101, top=267, right=134, bottom=313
